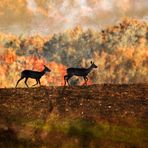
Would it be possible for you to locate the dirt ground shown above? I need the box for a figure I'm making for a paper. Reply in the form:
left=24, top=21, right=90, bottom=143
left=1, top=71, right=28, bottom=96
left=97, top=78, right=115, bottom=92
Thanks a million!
left=0, top=84, right=147, bottom=147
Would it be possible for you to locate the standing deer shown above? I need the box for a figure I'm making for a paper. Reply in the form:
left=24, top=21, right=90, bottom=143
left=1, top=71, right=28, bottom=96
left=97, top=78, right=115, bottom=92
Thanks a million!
left=15, top=65, right=51, bottom=88
left=64, top=61, right=97, bottom=86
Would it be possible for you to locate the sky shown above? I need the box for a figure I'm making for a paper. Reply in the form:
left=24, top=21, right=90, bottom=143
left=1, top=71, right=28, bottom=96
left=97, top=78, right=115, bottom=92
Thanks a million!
left=0, top=0, right=147, bottom=35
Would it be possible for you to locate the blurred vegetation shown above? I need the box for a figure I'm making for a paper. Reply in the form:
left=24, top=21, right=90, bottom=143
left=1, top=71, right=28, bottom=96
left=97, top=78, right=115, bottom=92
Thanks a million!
left=0, top=18, right=148, bottom=87
left=0, top=117, right=147, bottom=148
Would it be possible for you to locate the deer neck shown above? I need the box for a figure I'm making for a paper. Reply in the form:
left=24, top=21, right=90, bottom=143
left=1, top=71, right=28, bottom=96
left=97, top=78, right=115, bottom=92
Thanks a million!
left=86, top=65, right=93, bottom=73
left=41, top=69, right=46, bottom=76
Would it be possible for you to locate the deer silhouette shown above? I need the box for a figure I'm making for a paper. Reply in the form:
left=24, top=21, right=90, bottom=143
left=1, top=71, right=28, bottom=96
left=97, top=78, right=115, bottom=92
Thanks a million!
left=64, top=61, right=97, bottom=86
left=15, top=65, right=51, bottom=88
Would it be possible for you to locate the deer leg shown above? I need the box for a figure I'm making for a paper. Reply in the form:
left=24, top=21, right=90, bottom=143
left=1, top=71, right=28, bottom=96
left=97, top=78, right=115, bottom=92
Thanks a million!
left=32, top=79, right=38, bottom=86
left=64, top=75, right=68, bottom=86
left=15, top=77, right=24, bottom=88
left=38, top=79, right=41, bottom=86
left=24, top=77, right=29, bottom=88
left=67, top=75, right=72, bottom=86
left=85, top=77, right=88, bottom=85
left=83, top=76, right=88, bottom=85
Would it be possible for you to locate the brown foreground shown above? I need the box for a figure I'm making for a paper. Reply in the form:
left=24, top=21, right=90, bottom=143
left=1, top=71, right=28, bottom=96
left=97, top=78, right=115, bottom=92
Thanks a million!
left=0, top=84, right=147, bottom=148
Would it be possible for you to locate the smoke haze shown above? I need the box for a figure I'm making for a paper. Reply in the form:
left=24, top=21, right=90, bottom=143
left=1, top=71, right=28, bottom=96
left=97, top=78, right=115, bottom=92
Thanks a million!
left=0, top=0, right=147, bottom=35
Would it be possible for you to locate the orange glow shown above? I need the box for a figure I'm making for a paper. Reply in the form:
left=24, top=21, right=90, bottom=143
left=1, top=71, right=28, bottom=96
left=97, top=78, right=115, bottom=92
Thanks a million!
left=0, top=18, right=147, bottom=87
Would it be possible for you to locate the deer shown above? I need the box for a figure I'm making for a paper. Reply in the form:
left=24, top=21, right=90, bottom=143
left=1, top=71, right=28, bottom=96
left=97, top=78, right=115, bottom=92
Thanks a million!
left=15, top=65, right=51, bottom=88
left=64, top=61, right=97, bottom=86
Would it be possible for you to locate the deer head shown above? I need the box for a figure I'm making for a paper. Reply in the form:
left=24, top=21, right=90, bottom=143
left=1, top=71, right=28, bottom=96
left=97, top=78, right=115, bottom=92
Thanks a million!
left=44, top=65, right=51, bottom=72
left=90, top=61, right=97, bottom=68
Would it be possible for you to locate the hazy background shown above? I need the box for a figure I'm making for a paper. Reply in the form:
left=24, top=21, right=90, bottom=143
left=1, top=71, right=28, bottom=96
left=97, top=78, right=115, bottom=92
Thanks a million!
left=0, top=0, right=147, bottom=35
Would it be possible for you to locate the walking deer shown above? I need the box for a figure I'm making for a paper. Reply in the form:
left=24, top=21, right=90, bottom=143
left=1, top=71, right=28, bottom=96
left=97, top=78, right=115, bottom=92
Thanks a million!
left=64, top=61, right=97, bottom=86
left=15, top=65, right=51, bottom=88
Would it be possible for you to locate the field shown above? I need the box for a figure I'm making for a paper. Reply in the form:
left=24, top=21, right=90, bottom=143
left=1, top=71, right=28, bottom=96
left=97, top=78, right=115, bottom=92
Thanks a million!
left=0, top=84, right=147, bottom=147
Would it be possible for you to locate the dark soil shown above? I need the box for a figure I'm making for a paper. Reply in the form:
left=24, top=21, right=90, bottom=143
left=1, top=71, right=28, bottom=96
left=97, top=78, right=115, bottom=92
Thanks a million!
left=0, top=84, right=147, bottom=147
